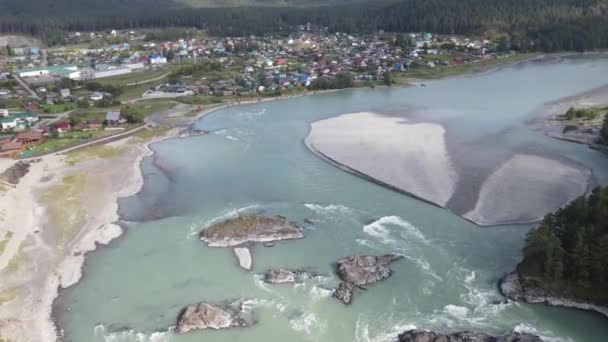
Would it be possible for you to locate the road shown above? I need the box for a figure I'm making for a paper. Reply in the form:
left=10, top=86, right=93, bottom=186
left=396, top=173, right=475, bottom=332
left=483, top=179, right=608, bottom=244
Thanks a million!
left=51, top=124, right=149, bottom=156
left=126, top=72, right=170, bottom=86
left=12, top=74, right=40, bottom=99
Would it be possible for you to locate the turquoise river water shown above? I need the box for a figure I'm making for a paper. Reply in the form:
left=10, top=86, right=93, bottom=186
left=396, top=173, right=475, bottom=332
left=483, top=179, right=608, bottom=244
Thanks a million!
left=55, top=56, right=608, bottom=342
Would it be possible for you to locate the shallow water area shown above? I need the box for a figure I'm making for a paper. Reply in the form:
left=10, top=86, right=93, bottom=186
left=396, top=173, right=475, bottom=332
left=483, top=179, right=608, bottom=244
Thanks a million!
left=55, top=56, right=608, bottom=342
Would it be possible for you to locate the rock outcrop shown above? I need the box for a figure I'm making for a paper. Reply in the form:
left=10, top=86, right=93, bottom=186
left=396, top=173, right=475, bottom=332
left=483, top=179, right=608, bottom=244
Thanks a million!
left=333, top=254, right=402, bottom=304
left=263, top=268, right=311, bottom=284
left=499, top=272, right=608, bottom=318
left=200, top=215, right=304, bottom=247
left=398, top=329, right=542, bottom=342
left=175, top=301, right=250, bottom=334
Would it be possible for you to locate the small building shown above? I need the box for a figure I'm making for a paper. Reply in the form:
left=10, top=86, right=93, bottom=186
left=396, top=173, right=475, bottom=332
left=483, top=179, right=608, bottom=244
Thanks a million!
left=0, top=141, right=23, bottom=157
left=88, top=120, right=103, bottom=130
left=0, top=117, right=16, bottom=130
left=60, top=89, right=71, bottom=98
left=149, top=55, right=168, bottom=65
left=89, top=92, right=104, bottom=101
left=54, top=122, right=71, bottom=132
left=17, top=65, right=81, bottom=80
left=15, top=131, right=44, bottom=144
left=106, top=111, right=121, bottom=124
left=16, top=66, right=49, bottom=78
left=94, top=64, right=132, bottom=79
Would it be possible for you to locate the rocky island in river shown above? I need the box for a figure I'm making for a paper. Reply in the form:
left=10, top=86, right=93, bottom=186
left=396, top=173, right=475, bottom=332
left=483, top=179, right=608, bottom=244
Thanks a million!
left=175, top=301, right=253, bottom=333
left=200, top=215, right=304, bottom=270
left=263, top=268, right=313, bottom=284
left=398, top=329, right=542, bottom=342
left=333, top=254, right=402, bottom=304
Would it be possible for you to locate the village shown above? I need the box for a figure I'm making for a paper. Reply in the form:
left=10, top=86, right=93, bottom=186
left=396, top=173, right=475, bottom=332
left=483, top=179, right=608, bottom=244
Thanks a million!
left=0, top=27, right=526, bottom=158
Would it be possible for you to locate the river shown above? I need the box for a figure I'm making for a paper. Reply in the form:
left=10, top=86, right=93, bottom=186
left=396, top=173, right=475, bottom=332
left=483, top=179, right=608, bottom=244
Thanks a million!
left=55, top=55, right=608, bottom=342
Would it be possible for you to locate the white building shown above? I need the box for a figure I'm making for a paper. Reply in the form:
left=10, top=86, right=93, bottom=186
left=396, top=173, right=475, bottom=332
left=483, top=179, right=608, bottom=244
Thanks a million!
left=149, top=55, right=168, bottom=65
left=94, top=67, right=132, bottom=79
left=17, top=67, right=49, bottom=78
left=0, top=117, right=16, bottom=129
left=123, top=62, right=145, bottom=70
left=90, top=92, right=104, bottom=101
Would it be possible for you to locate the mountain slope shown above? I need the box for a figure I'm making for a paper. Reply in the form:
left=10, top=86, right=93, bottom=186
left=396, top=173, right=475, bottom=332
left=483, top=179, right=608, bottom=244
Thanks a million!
left=0, top=0, right=607, bottom=52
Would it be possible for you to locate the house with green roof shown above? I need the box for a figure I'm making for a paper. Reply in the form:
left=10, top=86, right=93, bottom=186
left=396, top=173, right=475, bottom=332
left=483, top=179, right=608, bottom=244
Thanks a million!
left=0, top=112, right=38, bottom=130
left=1, top=117, right=17, bottom=129
left=17, top=65, right=81, bottom=80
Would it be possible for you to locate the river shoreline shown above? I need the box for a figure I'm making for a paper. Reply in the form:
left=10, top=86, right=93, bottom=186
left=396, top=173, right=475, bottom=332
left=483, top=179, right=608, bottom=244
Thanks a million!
left=0, top=52, right=602, bottom=342
left=499, top=272, right=608, bottom=320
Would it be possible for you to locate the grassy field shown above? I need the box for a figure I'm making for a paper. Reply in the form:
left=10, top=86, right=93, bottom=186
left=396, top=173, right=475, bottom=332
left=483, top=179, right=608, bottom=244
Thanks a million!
left=0, top=288, right=18, bottom=306
left=25, top=130, right=115, bottom=156
left=65, top=145, right=126, bottom=166
left=5, top=245, right=24, bottom=273
left=118, top=83, right=159, bottom=101
left=68, top=108, right=116, bottom=123
left=176, top=95, right=224, bottom=105
left=394, top=52, right=541, bottom=82
left=130, top=126, right=170, bottom=142
left=0, top=231, right=13, bottom=254
left=96, top=68, right=171, bottom=87
left=40, top=103, right=77, bottom=114
left=39, top=173, right=88, bottom=243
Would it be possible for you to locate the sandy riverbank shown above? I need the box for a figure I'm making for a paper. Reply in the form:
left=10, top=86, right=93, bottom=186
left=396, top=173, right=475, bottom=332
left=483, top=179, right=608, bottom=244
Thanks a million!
left=306, top=111, right=594, bottom=226
left=0, top=142, right=154, bottom=341
left=0, top=86, right=324, bottom=342
left=0, top=125, right=204, bottom=341
left=531, top=84, right=608, bottom=146
left=306, top=112, right=457, bottom=207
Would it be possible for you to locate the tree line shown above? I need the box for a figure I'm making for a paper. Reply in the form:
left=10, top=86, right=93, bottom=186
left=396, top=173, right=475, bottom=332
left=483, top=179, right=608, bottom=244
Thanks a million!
left=0, top=0, right=607, bottom=52
left=519, top=186, right=608, bottom=303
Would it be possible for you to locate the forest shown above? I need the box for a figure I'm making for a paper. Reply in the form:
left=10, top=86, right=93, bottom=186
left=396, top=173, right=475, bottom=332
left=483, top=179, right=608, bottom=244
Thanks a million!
left=519, top=186, right=608, bottom=304
left=0, top=0, right=607, bottom=51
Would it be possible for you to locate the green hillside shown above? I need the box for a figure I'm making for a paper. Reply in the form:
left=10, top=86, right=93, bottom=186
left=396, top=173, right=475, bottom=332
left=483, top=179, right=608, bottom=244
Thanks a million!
left=174, top=0, right=361, bottom=7
left=0, top=0, right=607, bottom=52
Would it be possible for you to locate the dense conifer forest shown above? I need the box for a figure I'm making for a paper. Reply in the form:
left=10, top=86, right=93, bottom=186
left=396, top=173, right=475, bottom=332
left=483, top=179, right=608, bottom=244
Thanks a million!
left=518, top=186, right=608, bottom=304
left=0, top=0, right=607, bottom=51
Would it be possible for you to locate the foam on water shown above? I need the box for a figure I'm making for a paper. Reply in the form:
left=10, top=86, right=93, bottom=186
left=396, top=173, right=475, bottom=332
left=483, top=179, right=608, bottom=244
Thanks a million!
left=304, top=203, right=353, bottom=218
left=94, top=324, right=171, bottom=342
left=358, top=215, right=441, bottom=281
left=443, top=304, right=470, bottom=318
left=238, top=108, right=267, bottom=120
left=289, top=312, right=327, bottom=336
left=242, top=298, right=272, bottom=314
left=362, top=216, right=429, bottom=247
left=309, top=285, right=333, bottom=301
left=212, top=127, right=252, bottom=144
left=293, top=275, right=333, bottom=302
left=422, top=268, right=514, bottom=330
left=354, top=315, right=417, bottom=342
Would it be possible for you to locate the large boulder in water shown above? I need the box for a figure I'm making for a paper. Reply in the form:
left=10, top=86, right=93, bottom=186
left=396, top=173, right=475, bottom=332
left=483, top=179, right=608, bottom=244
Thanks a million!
left=175, top=302, right=250, bottom=333
left=263, top=268, right=311, bottom=284
left=200, top=215, right=304, bottom=247
left=333, top=254, right=402, bottom=304
left=398, top=329, right=542, bottom=342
